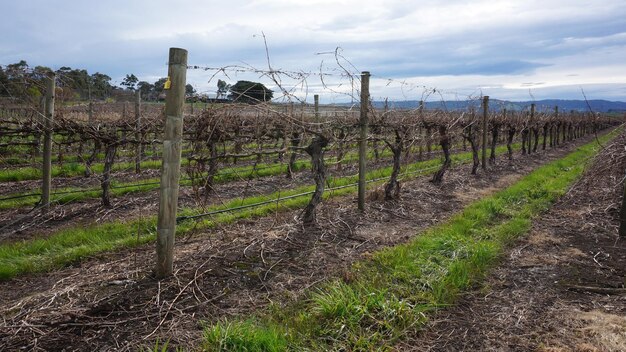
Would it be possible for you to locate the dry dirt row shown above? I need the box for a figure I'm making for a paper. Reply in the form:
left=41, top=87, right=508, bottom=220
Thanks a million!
left=398, top=132, right=626, bottom=352
left=0, top=132, right=614, bottom=351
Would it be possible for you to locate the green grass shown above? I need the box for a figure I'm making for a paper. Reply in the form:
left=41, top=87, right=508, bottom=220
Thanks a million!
left=0, top=159, right=163, bottom=182
left=198, top=127, right=621, bottom=351
left=0, top=218, right=155, bottom=279
left=0, top=179, right=155, bottom=210
left=203, top=320, right=289, bottom=352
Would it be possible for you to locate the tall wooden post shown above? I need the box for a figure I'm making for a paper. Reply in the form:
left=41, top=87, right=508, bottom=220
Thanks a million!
left=33, top=97, right=45, bottom=160
left=618, top=148, right=626, bottom=236
left=530, top=103, right=536, bottom=153
left=156, top=48, right=188, bottom=278
left=481, top=96, right=489, bottom=170
left=41, top=73, right=55, bottom=214
left=358, top=71, right=370, bottom=211
left=314, top=94, right=320, bottom=121
left=418, top=100, right=424, bottom=159
left=553, top=106, right=559, bottom=147
left=88, top=82, right=94, bottom=125
left=134, top=90, right=141, bottom=173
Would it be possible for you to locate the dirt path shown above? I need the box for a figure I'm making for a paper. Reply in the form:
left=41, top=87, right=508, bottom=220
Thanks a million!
left=0, top=132, right=612, bottom=351
left=398, top=133, right=626, bottom=351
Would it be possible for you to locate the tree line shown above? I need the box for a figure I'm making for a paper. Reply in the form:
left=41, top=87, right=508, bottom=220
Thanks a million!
left=0, top=60, right=116, bottom=102
left=0, top=60, right=274, bottom=104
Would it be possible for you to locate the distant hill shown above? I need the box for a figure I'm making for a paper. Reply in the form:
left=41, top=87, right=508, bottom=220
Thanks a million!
left=371, top=99, right=626, bottom=113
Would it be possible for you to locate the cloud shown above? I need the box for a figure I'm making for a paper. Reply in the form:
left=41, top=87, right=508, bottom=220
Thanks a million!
left=520, top=82, right=545, bottom=87
left=1, top=0, right=626, bottom=101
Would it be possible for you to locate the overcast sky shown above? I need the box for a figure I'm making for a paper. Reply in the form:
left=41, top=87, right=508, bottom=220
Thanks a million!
left=2, top=0, right=626, bottom=102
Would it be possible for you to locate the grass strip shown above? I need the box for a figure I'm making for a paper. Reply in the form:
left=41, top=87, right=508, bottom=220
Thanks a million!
left=199, top=128, right=621, bottom=351
left=0, top=159, right=164, bottom=182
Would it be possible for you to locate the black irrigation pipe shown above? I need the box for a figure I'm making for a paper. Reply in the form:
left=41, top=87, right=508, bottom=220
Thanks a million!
left=176, top=165, right=440, bottom=223
left=0, top=192, right=44, bottom=202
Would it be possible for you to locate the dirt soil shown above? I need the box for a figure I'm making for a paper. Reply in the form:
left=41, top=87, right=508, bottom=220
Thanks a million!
left=398, top=133, right=626, bottom=352
left=0, top=132, right=618, bottom=351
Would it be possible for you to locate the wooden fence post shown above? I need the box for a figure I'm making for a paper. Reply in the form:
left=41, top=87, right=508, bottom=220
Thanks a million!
left=156, top=47, right=188, bottom=278
left=530, top=103, right=536, bottom=153
left=619, top=179, right=626, bottom=238
left=314, top=94, right=320, bottom=121
left=481, top=96, right=489, bottom=170
left=418, top=100, right=424, bottom=159
left=33, top=97, right=45, bottom=160
left=553, top=106, right=559, bottom=147
left=358, top=71, right=370, bottom=211
left=88, top=82, right=94, bottom=125
left=135, top=90, right=141, bottom=173
left=41, top=72, right=55, bottom=214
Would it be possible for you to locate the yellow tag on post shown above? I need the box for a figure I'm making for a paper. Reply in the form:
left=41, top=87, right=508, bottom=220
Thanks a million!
left=164, top=77, right=171, bottom=90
